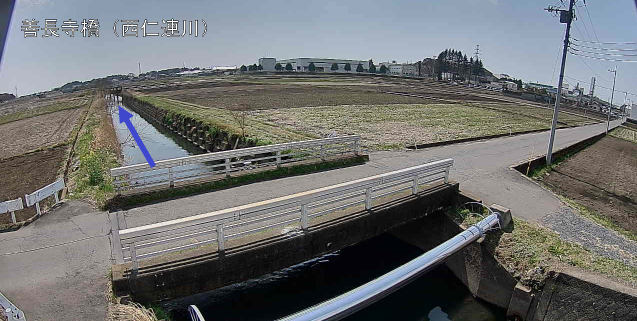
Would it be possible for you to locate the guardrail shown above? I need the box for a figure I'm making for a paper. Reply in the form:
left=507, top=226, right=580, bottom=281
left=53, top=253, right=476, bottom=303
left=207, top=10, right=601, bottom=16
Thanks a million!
left=111, top=159, right=453, bottom=270
left=0, top=291, right=26, bottom=321
left=110, top=136, right=361, bottom=193
left=24, top=178, right=64, bottom=216
left=0, top=199, right=24, bottom=224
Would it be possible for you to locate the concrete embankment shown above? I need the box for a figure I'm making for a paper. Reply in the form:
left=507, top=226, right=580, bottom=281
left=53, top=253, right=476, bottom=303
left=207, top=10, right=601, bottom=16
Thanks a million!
left=121, top=93, right=257, bottom=152
left=392, top=191, right=637, bottom=321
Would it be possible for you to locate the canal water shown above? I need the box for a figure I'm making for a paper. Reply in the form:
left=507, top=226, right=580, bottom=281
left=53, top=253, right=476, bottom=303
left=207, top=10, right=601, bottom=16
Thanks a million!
left=108, top=97, right=506, bottom=321
left=109, top=97, right=205, bottom=166
left=164, top=234, right=507, bottom=321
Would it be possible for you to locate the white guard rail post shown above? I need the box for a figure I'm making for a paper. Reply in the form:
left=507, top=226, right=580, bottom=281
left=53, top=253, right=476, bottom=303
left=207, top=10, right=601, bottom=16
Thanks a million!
left=24, top=178, right=64, bottom=216
left=277, top=212, right=503, bottom=321
left=113, top=159, right=454, bottom=271
left=110, top=136, right=361, bottom=193
left=0, top=198, right=24, bottom=224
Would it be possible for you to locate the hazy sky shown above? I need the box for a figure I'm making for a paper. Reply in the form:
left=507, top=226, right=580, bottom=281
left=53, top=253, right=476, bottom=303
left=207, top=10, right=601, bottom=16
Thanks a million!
left=1, top=0, right=636, bottom=104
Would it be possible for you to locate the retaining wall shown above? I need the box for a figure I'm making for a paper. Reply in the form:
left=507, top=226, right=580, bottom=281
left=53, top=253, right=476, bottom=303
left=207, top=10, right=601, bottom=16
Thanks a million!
left=121, top=94, right=257, bottom=152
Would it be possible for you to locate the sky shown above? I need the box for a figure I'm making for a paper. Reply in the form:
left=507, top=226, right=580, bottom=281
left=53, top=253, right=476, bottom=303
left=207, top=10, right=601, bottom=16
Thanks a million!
left=1, top=0, right=636, bottom=104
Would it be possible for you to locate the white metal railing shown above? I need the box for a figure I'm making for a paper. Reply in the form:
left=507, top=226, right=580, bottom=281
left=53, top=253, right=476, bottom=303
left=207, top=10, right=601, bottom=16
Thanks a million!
left=0, top=198, right=24, bottom=224
left=24, top=178, right=64, bottom=216
left=110, top=136, right=361, bottom=193
left=188, top=305, right=205, bottom=321
left=111, top=159, right=453, bottom=270
left=0, top=291, right=26, bottom=321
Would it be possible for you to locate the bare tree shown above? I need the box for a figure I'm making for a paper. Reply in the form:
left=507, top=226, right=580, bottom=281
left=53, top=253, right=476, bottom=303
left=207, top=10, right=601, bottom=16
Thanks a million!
left=231, top=104, right=250, bottom=139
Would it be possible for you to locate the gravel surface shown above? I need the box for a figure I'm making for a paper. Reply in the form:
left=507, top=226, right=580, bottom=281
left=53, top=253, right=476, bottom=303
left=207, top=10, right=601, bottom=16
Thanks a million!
left=541, top=205, right=637, bottom=268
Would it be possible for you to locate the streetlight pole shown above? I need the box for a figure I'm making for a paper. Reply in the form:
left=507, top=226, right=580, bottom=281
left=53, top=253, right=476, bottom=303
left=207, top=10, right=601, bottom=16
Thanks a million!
left=607, top=67, right=617, bottom=134
left=545, top=0, right=575, bottom=165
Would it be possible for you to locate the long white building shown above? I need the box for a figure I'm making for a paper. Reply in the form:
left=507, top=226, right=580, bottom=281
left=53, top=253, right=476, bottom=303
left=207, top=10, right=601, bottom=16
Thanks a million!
left=259, top=57, right=370, bottom=72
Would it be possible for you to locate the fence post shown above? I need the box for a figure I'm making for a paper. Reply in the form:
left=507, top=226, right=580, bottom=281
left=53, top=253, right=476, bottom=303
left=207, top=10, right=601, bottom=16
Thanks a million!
left=109, top=212, right=124, bottom=264
left=225, top=158, right=231, bottom=178
left=412, top=176, right=418, bottom=195
left=35, top=202, right=41, bottom=216
left=216, top=224, right=225, bottom=252
left=301, top=204, right=309, bottom=230
left=10, top=211, right=16, bottom=224
left=54, top=191, right=60, bottom=204
left=353, top=139, right=360, bottom=155
left=320, top=144, right=326, bottom=161
left=444, top=168, right=450, bottom=184
left=276, top=150, right=282, bottom=168
left=130, top=243, right=138, bottom=271
left=365, top=187, right=372, bottom=210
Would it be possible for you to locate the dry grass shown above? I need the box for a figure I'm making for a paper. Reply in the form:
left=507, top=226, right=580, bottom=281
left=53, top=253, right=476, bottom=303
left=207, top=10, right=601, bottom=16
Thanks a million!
left=253, top=103, right=555, bottom=150
left=450, top=208, right=637, bottom=289
left=611, top=127, right=637, bottom=144
left=107, top=278, right=163, bottom=321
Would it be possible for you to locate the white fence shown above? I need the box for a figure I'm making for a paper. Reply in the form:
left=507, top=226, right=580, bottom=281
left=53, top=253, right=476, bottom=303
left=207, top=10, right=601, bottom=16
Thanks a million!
left=110, top=136, right=361, bottom=193
left=25, top=178, right=65, bottom=216
left=0, top=199, right=23, bottom=224
left=1, top=178, right=65, bottom=224
left=111, top=159, right=454, bottom=270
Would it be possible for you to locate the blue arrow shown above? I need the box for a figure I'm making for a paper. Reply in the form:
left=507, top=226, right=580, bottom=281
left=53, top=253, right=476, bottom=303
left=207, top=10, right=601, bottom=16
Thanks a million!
left=119, top=106, right=156, bottom=167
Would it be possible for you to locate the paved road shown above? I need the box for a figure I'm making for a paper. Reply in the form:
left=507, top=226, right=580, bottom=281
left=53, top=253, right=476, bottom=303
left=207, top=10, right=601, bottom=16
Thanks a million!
left=0, top=201, right=111, bottom=321
left=0, top=119, right=626, bottom=321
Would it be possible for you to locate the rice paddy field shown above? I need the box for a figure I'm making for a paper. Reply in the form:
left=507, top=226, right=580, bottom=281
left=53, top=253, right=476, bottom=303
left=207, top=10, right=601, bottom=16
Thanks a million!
left=133, top=74, right=601, bottom=150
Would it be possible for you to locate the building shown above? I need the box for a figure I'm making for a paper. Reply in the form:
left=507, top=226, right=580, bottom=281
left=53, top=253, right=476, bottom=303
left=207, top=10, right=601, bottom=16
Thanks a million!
left=271, top=58, right=370, bottom=72
left=258, top=58, right=276, bottom=71
left=388, top=64, right=417, bottom=76
left=630, top=104, right=636, bottom=120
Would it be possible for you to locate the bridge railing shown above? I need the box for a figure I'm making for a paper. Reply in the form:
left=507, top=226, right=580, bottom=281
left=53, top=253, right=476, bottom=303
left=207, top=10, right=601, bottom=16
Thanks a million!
left=111, top=159, right=453, bottom=270
left=110, top=136, right=361, bottom=193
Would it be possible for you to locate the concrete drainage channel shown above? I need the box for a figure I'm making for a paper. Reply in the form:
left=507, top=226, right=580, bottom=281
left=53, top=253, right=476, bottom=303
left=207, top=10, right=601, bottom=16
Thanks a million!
left=0, top=292, right=26, bottom=321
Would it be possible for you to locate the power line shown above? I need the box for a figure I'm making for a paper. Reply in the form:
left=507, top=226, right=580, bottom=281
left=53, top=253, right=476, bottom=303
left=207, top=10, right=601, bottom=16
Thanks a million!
left=569, top=50, right=637, bottom=62
left=571, top=42, right=637, bottom=51
left=571, top=47, right=637, bottom=57
left=576, top=3, right=611, bottom=70
left=571, top=38, right=637, bottom=45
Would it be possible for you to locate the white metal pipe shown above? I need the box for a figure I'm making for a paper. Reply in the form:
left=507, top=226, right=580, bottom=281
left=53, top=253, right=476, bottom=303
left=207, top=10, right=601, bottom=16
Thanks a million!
left=277, top=213, right=502, bottom=321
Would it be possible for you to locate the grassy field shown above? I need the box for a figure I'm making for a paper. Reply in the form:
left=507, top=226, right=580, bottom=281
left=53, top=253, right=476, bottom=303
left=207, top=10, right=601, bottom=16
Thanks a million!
left=253, top=103, right=559, bottom=150
left=611, top=126, right=637, bottom=144
left=475, top=102, right=596, bottom=127
left=450, top=210, right=637, bottom=288
left=137, top=95, right=314, bottom=144
left=0, top=98, right=89, bottom=125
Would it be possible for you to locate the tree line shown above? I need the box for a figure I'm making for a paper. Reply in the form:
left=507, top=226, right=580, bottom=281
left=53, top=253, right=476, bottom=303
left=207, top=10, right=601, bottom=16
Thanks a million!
left=239, top=60, right=392, bottom=73
left=435, top=49, right=484, bottom=83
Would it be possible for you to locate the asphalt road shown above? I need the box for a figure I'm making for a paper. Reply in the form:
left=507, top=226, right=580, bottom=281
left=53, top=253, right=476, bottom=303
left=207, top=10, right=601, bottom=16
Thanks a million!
left=0, top=119, right=624, bottom=321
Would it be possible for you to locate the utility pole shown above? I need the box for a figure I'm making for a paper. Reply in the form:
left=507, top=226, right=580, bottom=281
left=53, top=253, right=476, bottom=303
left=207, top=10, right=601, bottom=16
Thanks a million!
left=545, top=0, right=575, bottom=165
left=138, top=63, right=142, bottom=75
left=589, top=76, right=596, bottom=106
left=14, top=86, right=17, bottom=98
left=607, top=67, right=617, bottom=134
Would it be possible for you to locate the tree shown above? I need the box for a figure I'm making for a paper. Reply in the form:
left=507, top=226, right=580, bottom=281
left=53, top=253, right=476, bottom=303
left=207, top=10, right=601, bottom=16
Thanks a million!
left=275, top=63, right=283, bottom=71
left=240, top=65, right=247, bottom=72
left=416, top=61, right=421, bottom=77
left=257, top=64, right=263, bottom=71
left=308, top=62, right=316, bottom=72
left=231, top=104, right=249, bottom=140
left=356, top=63, right=364, bottom=72
left=285, top=63, right=293, bottom=71
left=368, top=59, right=376, bottom=73
left=379, top=65, right=387, bottom=74
left=344, top=63, right=351, bottom=72
left=330, top=63, right=339, bottom=71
